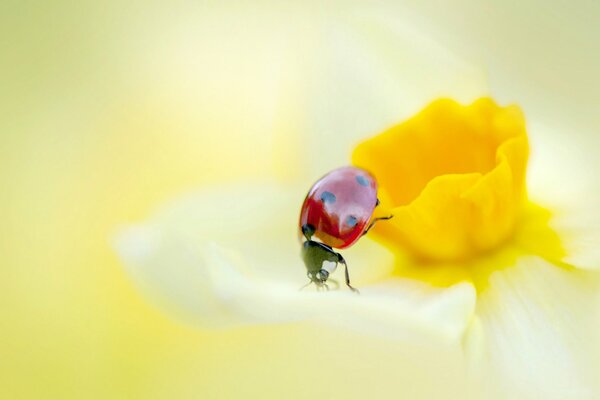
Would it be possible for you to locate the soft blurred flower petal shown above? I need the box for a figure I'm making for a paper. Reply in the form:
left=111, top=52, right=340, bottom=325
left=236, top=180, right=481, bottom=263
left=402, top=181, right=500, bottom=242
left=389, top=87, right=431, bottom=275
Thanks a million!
left=116, top=184, right=476, bottom=343
left=465, top=256, right=600, bottom=399
left=527, top=121, right=600, bottom=270
left=553, top=210, right=600, bottom=270
left=300, top=8, right=488, bottom=174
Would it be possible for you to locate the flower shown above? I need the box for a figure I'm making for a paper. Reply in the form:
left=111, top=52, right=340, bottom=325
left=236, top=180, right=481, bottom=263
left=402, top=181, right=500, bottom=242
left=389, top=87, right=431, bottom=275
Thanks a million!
left=115, top=97, right=600, bottom=398
left=353, top=98, right=528, bottom=262
left=114, top=8, right=600, bottom=400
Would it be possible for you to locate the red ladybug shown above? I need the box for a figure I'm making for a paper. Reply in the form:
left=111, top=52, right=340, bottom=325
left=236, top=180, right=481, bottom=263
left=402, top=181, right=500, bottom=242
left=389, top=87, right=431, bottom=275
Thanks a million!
left=299, top=166, right=392, bottom=291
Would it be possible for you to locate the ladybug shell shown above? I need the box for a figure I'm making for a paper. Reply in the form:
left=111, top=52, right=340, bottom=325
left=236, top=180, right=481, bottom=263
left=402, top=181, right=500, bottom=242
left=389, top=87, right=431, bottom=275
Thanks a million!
left=299, top=166, right=378, bottom=249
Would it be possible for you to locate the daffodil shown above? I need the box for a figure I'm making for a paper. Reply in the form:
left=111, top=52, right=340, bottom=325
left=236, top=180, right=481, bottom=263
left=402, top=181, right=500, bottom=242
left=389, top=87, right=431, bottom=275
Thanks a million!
left=114, top=9, right=600, bottom=400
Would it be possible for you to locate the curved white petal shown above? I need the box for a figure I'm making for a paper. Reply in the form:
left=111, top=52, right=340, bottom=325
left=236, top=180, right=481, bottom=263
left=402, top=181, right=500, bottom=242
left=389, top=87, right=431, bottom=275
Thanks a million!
left=115, top=184, right=476, bottom=343
left=465, top=256, right=600, bottom=399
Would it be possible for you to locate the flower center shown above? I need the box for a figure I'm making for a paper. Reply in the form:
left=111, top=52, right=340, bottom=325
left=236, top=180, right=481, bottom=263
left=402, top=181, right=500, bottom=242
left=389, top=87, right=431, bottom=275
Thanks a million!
left=352, top=98, right=529, bottom=262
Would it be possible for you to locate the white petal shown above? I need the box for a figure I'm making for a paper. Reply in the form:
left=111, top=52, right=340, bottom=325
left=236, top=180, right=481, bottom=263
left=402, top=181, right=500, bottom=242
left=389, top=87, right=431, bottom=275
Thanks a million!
left=299, top=7, right=488, bottom=175
left=528, top=120, right=600, bottom=270
left=464, top=256, right=600, bottom=399
left=115, top=183, right=476, bottom=343
left=550, top=205, right=600, bottom=271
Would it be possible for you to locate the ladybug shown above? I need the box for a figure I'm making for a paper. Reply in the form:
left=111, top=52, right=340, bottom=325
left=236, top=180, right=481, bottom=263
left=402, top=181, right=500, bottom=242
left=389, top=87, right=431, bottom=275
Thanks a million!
left=299, top=166, right=392, bottom=292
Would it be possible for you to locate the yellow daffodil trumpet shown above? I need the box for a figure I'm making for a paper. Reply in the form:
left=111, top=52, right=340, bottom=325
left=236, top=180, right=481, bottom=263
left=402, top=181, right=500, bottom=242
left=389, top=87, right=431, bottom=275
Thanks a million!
left=353, top=98, right=529, bottom=262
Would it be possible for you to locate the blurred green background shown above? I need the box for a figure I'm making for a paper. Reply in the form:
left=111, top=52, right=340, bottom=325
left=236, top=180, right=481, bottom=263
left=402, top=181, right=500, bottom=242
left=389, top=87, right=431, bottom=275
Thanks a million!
left=1, top=1, right=598, bottom=398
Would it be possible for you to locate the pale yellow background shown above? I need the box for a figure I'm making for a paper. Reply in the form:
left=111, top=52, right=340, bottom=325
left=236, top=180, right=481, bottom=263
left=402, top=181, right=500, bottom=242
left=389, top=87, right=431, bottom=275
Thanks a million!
left=2, top=1, right=599, bottom=399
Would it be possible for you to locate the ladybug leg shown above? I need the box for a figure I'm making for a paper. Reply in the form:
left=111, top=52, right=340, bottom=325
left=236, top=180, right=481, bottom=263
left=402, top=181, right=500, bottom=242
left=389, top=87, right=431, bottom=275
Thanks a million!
left=336, top=254, right=359, bottom=293
left=362, top=215, right=394, bottom=236
left=316, top=281, right=328, bottom=291
left=328, top=278, right=340, bottom=290
left=299, top=277, right=313, bottom=291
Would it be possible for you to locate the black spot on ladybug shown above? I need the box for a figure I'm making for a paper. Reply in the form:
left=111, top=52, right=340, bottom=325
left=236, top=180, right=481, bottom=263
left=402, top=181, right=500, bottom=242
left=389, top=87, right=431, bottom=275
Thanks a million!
left=346, top=215, right=358, bottom=228
left=320, top=191, right=336, bottom=204
left=356, top=175, right=369, bottom=186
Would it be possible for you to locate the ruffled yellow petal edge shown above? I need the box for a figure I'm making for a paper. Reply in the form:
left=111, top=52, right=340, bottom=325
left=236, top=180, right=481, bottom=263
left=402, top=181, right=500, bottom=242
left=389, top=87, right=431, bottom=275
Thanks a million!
left=353, top=98, right=529, bottom=261
left=352, top=98, right=566, bottom=290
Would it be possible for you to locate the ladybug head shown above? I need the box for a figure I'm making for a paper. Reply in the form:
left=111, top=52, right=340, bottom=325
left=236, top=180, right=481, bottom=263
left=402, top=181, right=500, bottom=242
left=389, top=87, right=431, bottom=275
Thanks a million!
left=301, top=239, right=339, bottom=290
